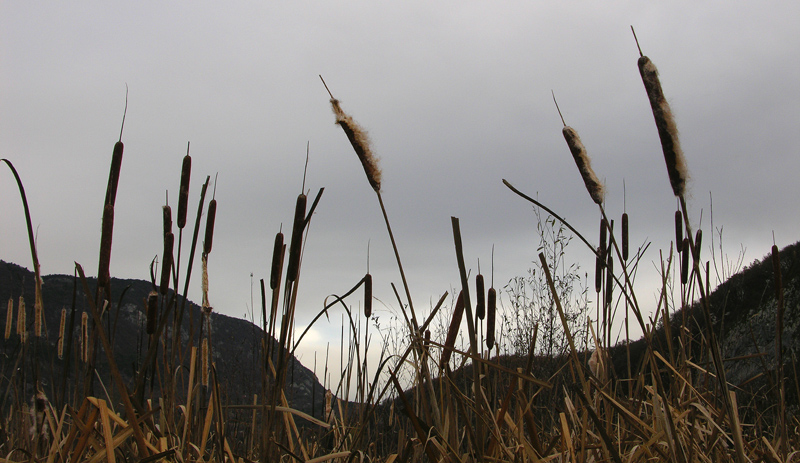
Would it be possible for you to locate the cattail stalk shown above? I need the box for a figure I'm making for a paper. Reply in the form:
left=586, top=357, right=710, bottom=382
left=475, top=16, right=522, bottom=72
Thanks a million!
left=201, top=337, right=209, bottom=387
left=638, top=55, right=688, bottom=197
left=202, top=254, right=211, bottom=312
left=81, top=312, right=89, bottom=363
left=486, top=287, right=497, bottom=350
left=4, top=298, right=11, bottom=339
left=34, top=293, right=42, bottom=337
left=58, top=308, right=66, bottom=358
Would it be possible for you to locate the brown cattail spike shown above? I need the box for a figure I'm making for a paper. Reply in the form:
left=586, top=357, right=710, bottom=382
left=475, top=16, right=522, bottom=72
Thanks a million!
left=638, top=56, right=688, bottom=197
left=486, top=287, right=497, bottom=350
left=146, top=291, right=158, bottom=335
left=329, top=98, right=382, bottom=192
left=97, top=204, right=115, bottom=289
left=681, top=238, right=690, bottom=285
left=693, top=229, right=702, bottom=262
left=177, top=153, right=192, bottom=229
left=204, top=198, right=217, bottom=255
left=441, top=291, right=465, bottom=366
left=162, top=205, right=172, bottom=238
left=475, top=274, right=486, bottom=320
left=160, top=232, right=174, bottom=295
left=562, top=126, right=604, bottom=205
left=104, top=141, right=124, bottom=208
left=270, top=232, right=285, bottom=290
left=675, top=210, right=683, bottom=253
left=622, top=213, right=629, bottom=261
left=595, top=247, right=603, bottom=293
left=286, top=194, right=307, bottom=282
left=599, top=218, right=608, bottom=258
left=605, top=253, right=614, bottom=306
left=364, top=273, right=373, bottom=318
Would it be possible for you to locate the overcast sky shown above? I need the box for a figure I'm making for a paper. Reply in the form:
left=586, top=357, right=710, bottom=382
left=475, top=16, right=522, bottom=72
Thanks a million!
left=2, top=2, right=799, bottom=372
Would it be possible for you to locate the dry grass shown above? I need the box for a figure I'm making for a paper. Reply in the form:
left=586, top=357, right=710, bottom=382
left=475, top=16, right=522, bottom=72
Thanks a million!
left=0, top=42, right=797, bottom=463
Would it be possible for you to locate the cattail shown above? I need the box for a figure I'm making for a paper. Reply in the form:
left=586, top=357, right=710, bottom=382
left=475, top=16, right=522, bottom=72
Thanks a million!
left=329, top=98, right=382, bottom=192
left=58, top=308, right=66, bottom=359
left=286, top=194, right=307, bottom=282
left=675, top=210, right=683, bottom=253
left=595, top=247, right=603, bottom=293
left=363, top=273, right=372, bottom=318
left=441, top=291, right=465, bottom=366
left=324, top=390, right=334, bottom=424
left=162, top=205, right=172, bottom=238
left=146, top=291, right=158, bottom=335
left=486, top=287, right=497, bottom=350
left=693, top=229, right=703, bottom=262
left=201, top=337, right=209, bottom=387
left=622, top=212, right=629, bottom=261
left=599, top=218, right=608, bottom=258
left=104, top=141, right=124, bottom=208
left=4, top=298, right=12, bottom=340
left=17, top=296, right=26, bottom=336
left=204, top=198, right=217, bottom=255
left=270, top=232, right=285, bottom=290
left=424, top=329, right=431, bottom=348
left=606, top=253, right=614, bottom=306
left=638, top=55, right=688, bottom=197
left=475, top=274, right=486, bottom=320
left=97, top=203, right=114, bottom=289
left=81, top=312, right=89, bottom=363
left=681, top=238, right=690, bottom=285
left=177, top=153, right=191, bottom=229
left=562, top=126, right=604, bottom=205
left=159, top=232, right=174, bottom=295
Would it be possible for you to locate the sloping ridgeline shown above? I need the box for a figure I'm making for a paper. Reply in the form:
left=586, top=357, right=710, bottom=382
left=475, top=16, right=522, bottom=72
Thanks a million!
left=611, top=240, right=800, bottom=416
left=0, top=260, right=327, bottom=421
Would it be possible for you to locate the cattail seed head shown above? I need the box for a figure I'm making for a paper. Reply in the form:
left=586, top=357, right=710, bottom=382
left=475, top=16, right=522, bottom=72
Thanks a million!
left=160, top=232, right=174, bottom=295
left=424, top=329, right=431, bottom=348
left=693, top=229, right=703, bottom=262
left=441, top=291, right=465, bottom=367
left=162, top=205, right=172, bottom=238
left=330, top=99, right=382, bottom=192
left=146, top=291, right=158, bottom=335
left=204, top=199, right=217, bottom=255
left=638, top=56, right=688, bottom=197
left=475, top=274, right=486, bottom=320
left=562, top=126, right=604, bottom=205
left=177, top=154, right=192, bottom=229
left=202, top=254, right=211, bottom=312
left=97, top=203, right=115, bottom=289
left=34, top=296, right=42, bottom=338
left=104, top=141, right=124, bottom=208
left=58, top=308, right=66, bottom=358
left=4, top=298, right=12, bottom=340
left=675, top=210, right=683, bottom=253
left=364, top=273, right=372, bottom=318
left=270, top=232, right=285, bottom=290
left=486, top=287, right=497, bottom=350
left=81, top=312, right=89, bottom=363
left=599, top=218, right=608, bottom=258
left=17, top=296, right=26, bottom=336
left=286, top=194, right=307, bottom=282
left=605, top=253, right=614, bottom=306
left=622, top=213, right=629, bottom=261
left=681, top=238, right=690, bottom=285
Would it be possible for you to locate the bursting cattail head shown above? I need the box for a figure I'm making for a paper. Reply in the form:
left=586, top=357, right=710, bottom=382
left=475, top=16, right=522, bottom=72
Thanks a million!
left=17, top=296, right=26, bottom=337
left=562, top=126, right=604, bottom=205
left=201, top=337, right=209, bottom=387
left=638, top=56, right=688, bottom=197
left=330, top=98, right=382, bottom=192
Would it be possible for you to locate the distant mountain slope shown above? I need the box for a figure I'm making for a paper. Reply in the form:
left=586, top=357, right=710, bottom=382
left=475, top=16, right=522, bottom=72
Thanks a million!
left=0, top=260, right=328, bottom=419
